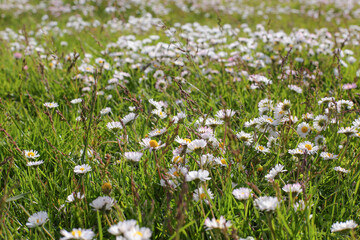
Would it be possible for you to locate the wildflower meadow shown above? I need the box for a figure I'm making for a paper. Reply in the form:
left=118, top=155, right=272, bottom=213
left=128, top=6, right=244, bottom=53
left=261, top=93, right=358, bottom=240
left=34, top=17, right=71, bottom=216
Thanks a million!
left=1, top=0, right=360, bottom=239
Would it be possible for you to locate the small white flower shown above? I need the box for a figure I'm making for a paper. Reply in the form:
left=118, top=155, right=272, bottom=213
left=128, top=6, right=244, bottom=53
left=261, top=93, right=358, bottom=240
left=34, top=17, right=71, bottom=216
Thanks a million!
left=254, top=144, right=270, bottom=154
left=175, top=136, right=192, bottom=146
left=66, top=192, right=85, bottom=203
left=282, top=183, right=302, bottom=193
left=151, top=108, right=167, bottom=119
left=107, top=121, right=123, bottom=130
left=232, top=188, right=252, bottom=200
left=187, top=139, right=207, bottom=152
left=265, top=164, right=287, bottom=182
left=26, top=211, right=48, bottom=228
left=100, top=107, right=112, bottom=115
left=193, top=187, right=214, bottom=205
left=236, top=131, right=253, bottom=146
left=204, top=216, right=232, bottom=230
left=60, top=228, right=95, bottom=240
left=334, top=166, right=349, bottom=173
left=296, top=122, right=311, bottom=138
left=215, top=109, right=236, bottom=119
left=331, top=220, right=358, bottom=232
left=70, top=98, right=82, bottom=104
left=320, top=152, right=338, bottom=160
left=74, top=164, right=92, bottom=174
left=254, top=196, right=280, bottom=212
left=122, top=113, right=137, bottom=125
left=44, top=102, right=59, bottom=108
left=148, top=128, right=167, bottom=137
left=298, top=141, right=318, bottom=155
left=124, top=152, right=143, bottom=162
left=89, top=196, right=116, bottom=211
left=139, top=138, right=165, bottom=151
left=26, top=161, right=44, bottom=166
left=24, top=150, right=40, bottom=159
left=108, top=219, right=137, bottom=236
left=186, top=169, right=211, bottom=182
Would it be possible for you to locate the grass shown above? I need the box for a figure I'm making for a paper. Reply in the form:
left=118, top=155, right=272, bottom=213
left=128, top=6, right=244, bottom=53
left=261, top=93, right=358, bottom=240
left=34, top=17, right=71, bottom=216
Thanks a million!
left=1, top=0, right=360, bottom=239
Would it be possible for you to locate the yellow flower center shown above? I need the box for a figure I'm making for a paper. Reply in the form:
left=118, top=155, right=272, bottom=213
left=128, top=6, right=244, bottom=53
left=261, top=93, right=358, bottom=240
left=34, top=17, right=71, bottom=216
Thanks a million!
left=173, top=156, right=183, bottom=164
left=86, top=67, right=91, bottom=71
left=305, top=144, right=312, bottom=151
left=27, top=152, right=35, bottom=157
left=134, top=231, right=143, bottom=236
left=72, top=230, right=82, bottom=236
left=219, top=143, right=224, bottom=149
left=149, top=140, right=159, bottom=148
left=216, top=219, right=220, bottom=223
left=49, top=62, right=54, bottom=67
left=156, top=130, right=161, bottom=134
left=159, top=111, right=163, bottom=116
left=184, top=138, right=191, bottom=143
left=80, top=167, right=85, bottom=171
left=327, top=153, right=332, bottom=157
left=221, top=159, right=226, bottom=164
left=36, top=219, right=39, bottom=223
left=267, top=118, right=273, bottom=122
left=301, top=126, right=308, bottom=133
left=258, top=146, right=264, bottom=151
left=200, top=193, right=206, bottom=199
left=173, top=171, right=180, bottom=177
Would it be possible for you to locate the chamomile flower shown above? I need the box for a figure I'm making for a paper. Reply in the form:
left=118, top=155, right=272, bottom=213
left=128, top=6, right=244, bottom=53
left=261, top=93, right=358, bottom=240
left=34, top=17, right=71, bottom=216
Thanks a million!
left=124, top=225, right=152, bottom=240
left=338, top=127, right=357, bottom=136
left=70, top=98, right=82, bottom=104
left=204, top=216, right=232, bottom=230
left=124, top=152, right=143, bottom=162
left=320, top=152, right=338, bottom=160
left=297, top=122, right=311, bottom=138
left=336, top=100, right=353, bottom=113
left=314, top=135, right=326, bottom=146
left=313, top=115, right=328, bottom=131
left=288, top=148, right=305, bottom=156
left=60, top=228, right=95, bottom=240
left=44, top=102, right=59, bottom=108
left=254, top=196, right=280, bottom=212
left=26, top=211, right=48, bottom=228
left=232, top=188, right=252, bottom=200
left=74, top=164, right=92, bottom=174
left=331, top=220, right=358, bottom=232
left=108, top=219, right=137, bottom=236
left=24, top=150, right=40, bottom=159
left=205, top=118, right=224, bottom=127
left=89, top=196, right=116, bottom=211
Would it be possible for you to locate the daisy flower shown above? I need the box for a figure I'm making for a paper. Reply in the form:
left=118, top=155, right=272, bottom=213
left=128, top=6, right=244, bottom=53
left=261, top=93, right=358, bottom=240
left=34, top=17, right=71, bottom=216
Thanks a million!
left=100, top=107, right=112, bottom=115
left=89, top=196, right=116, bottom=211
left=205, top=118, right=224, bottom=127
left=334, top=166, right=349, bottom=173
left=265, top=164, right=287, bottom=182
left=66, top=192, right=85, bottom=203
left=288, top=148, right=305, bottom=156
left=298, top=141, right=318, bottom=155
left=106, top=121, right=123, bottom=130
left=236, top=131, right=253, bottom=146
left=108, top=219, right=137, bottom=236
left=26, top=161, right=44, bottom=166
left=151, top=108, right=167, bottom=119
left=296, top=122, right=311, bottom=138
left=331, top=220, right=358, bottom=232
left=254, top=196, right=280, bottom=212
left=232, top=188, right=252, bottom=200
left=193, top=187, right=214, bottom=205
left=215, top=109, right=236, bottom=119
left=187, top=139, right=207, bottom=152
left=336, top=100, right=353, bottom=113
left=148, top=128, right=167, bottom=137
left=186, top=169, right=211, bottom=182
left=318, top=97, right=335, bottom=105
left=337, top=127, right=357, bottom=136
left=255, top=144, right=270, bottom=154
left=124, top=152, right=143, bottom=162
left=26, top=211, right=48, bottom=228
left=70, top=98, right=82, bottom=104
left=314, top=135, right=326, bottom=146
left=122, top=113, right=137, bottom=125
left=175, top=136, right=192, bottom=146
left=282, top=183, right=302, bottom=194
left=24, top=150, right=40, bottom=159
left=320, top=152, right=338, bottom=160
left=313, top=115, right=328, bottom=131
left=124, top=225, right=152, bottom=240
left=60, top=228, right=95, bottom=240
left=204, top=216, right=232, bottom=230
left=74, top=164, right=92, bottom=174
left=44, top=102, right=59, bottom=108
left=139, top=138, right=165, bottom=151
